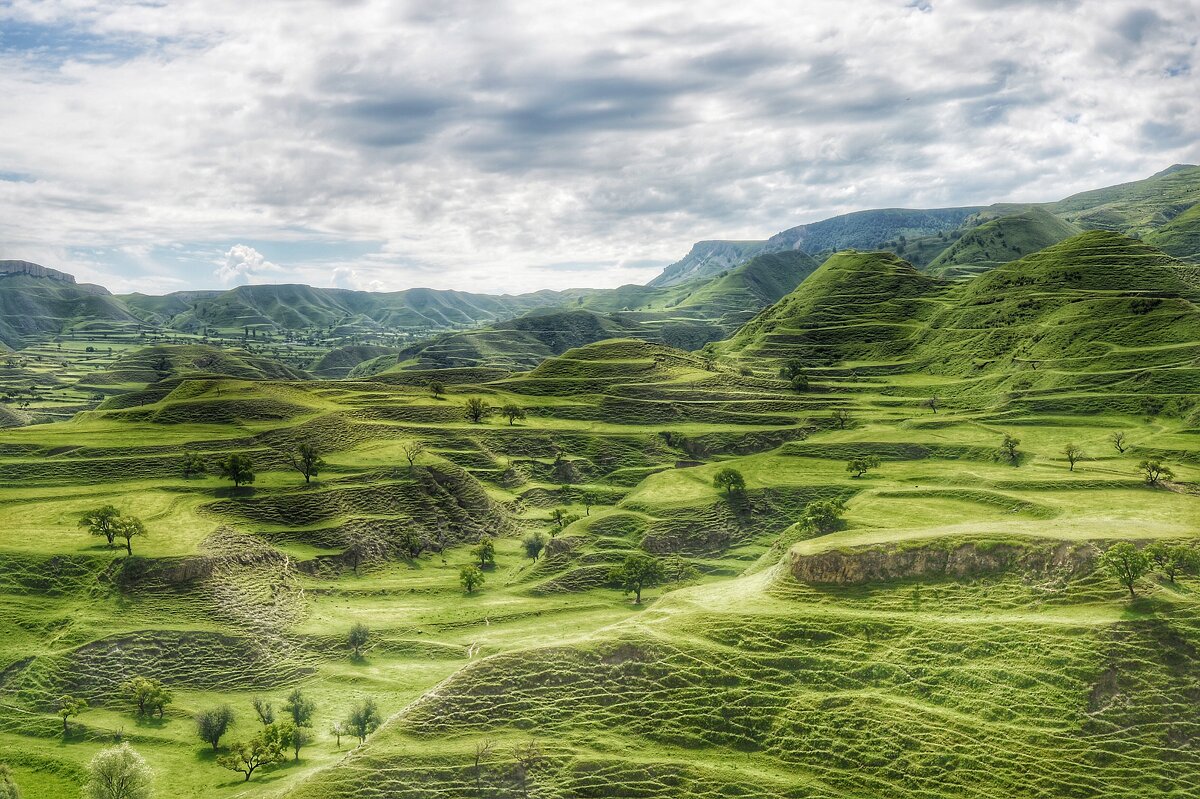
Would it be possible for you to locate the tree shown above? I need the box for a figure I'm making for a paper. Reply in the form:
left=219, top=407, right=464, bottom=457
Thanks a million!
left=523, top=531, right=549, bottom=561
left=1111, top=431, right=1128, bottom=453
left=502, top=404, right=527, bottom=426
left=181, top=451, right=206, bottom=478
left=465, top=397, right=491, bottom=424
left=348, top=623, right=370, bottom=658
left=999, top=433, right=1020, bottom=463
left=789, top=373, right=809, bottom=393
left=926, top=394, right=940, bottom=414
left=79, top=504, right=122, bottom=547
left=82, top=743, right=154, bottom=799
left=460, top=564, right=485, bottom=593
left=1100, top=541, right=1151, bottom=600
left=1146, top=542, right=1200, bottom=583
left=582, top=490, right=598, bottom=516
left=112, top=515, right=146, bottom=556
left=0, top=762, right=20, bottom=799
left=511, top=740, right=543, bottom=799
left=288, top=442, right=325, bottom=484
left=217, top=724, right=288, bottom=781
left=398, top=529, right=426, bottom=560
left=195, top=705, right=234, bottom=751
left=219, top=453, right=255, bottom=488
left=609, top=552, right=666, bottom=604
left=800, top=498, right=846, bottom=535
left=428, top=379, right=445, bottom=399
left=283, top=688, right=315, bottom=729
left=252, top=696, right=275, bottom=725
left=280, top=721, right=312, bottom=761
left=846, top=455, right=881, bottom=478
left=1139, top=459, right=1174, bottom=485
left=473, top=739, right=495, bottom=797
left=474, top=536, right=496, bottom=568
left=778, top=359, right=805, bottom=380
left=713, top=467, right=746, bottom=497
left=401, top=440, right=426, bottom=470
left=121, top=676, right=169, bottom=718
left=57, top=694, right=87, bottom=737
left=1062, top=444, right=1084, bottom=471
left=830, top=409, right=851, bottom=429
left=329, top=720, right=347, bottom=749
left=345, top=697, right=381, bottom=743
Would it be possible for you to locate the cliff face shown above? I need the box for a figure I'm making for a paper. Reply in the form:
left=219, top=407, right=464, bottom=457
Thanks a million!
left=0, top=260, right=76, bottom=283
left=790, top=539, right=1098, bottom=585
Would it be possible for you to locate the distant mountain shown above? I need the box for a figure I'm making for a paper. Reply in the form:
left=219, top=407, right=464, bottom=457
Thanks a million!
left=0, top=270, right=139, bottom=349
left=646, top=240, right=768, bottom=287
left=926, top=207, right=1082, bottom=278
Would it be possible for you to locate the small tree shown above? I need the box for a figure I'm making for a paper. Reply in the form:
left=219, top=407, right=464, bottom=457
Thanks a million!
left=401, top=440, right=426, bottom=470
left=473, top=740, right=495, bottom=797
left=999, top=433, right=1020, bottom=463
left=79, top=504, right=122, bottom=547
left=112, top=515, right=145, bottom=556
left=581, top=490, right=598, bottom=516
left=712, top=467, right=746, bottom=497
left=523, top=531, right=549, bottom=561
left=0, top=762, right=19, bottom=799
left=846, top=455, right=881, bottom=478
left=465, top=397, right=491, bottom=424
left=428, top=380, right=446, bottom=399
left=926, top=394, right=940, bottom=414
left=196, top=705, right=235, bottom=751
left=329, top=720, right=347, bottom=749
left=57, top=694, right=87, bottom=737
left=281, top=721, right=312, bottom=761
left=789, top=373, right=809, bottom=393
left=511, top=740, right=543, bottom=799
left=1111, top=431, right=1128, bottom=453
left=288, top=442, right=325, bottom=484
left=252, top=696, right=275, bottom=725
left=460, top=564, right=485, bottom=593
left=181, top=451, right=207, bottom=478
left=800, top=498, right=846, bottom=535
left=219, top=453, right=256, bottom=488
left=609, top=552, right=666, bottom=604
left=345, top=697, right=381, bottom=743
left=398, top=529, right=425, bottom=560
left=283, top=688, right=316, bottom=729
left=474, top=536, right=496, bottom=568
left=121, top=676, right=169, bottom=718
left=1139, top=459, right=1174, bottom=485
left=217, top=724, right=288, bottom=782
left=1062, top=444, right=1084, bottom=471
left=830, top=409, right=851, bottom=429
left=1146, top=542, right=1200, bottom=583
left=348, top=623, right=370, bottom=658
left=83, top=743, right=154, bottom=799
left=1100, top=541, right=1150, bottom=600
left=778, top=359, right=805, bottom=380
left=502, top=404, right=527, bottom=426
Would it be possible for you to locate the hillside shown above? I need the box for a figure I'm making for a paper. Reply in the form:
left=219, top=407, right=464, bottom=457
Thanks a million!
left=1049, top=164, right=1200, bottom=238
left=926, top=206, right=1082, bottom=278
left=0, top=271, right=140, bottom=349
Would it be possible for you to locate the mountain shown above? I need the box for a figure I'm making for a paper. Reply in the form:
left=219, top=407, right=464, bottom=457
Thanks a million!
left=645, top=240, right=768, bottom=287
left=1048, top=163, right=1200, bottom=238
left=0, top=269, right=140, bottom=349
left=926, top=206, right=1082, bottom=278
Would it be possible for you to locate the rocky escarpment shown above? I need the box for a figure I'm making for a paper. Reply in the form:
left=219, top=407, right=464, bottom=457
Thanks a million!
left=0, top=259, right=76, bottom=283
left=790, top=538, right=1098, bottom=585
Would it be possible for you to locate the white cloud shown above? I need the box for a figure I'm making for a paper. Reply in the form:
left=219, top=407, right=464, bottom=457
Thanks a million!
left=215, top=244, right=282, bottom=285
left=0, top=0, right=1197, bottom=293
left=329, top=266, right=384, bottom=292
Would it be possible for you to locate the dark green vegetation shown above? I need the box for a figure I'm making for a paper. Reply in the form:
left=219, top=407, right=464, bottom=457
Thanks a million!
left=1, top=166, right=1200, bottom=798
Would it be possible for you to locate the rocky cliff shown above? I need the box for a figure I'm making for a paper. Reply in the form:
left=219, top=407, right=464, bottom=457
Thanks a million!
left=0, top=260, right=76, bottom=283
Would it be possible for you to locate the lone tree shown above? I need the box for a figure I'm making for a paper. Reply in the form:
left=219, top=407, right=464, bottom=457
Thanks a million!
left=121, top=676, right=170, bottom=718
left=348, top=623, right=370, bottom=658
left=800, top=498, right=847, bottom=535
left=460, top=564, right=485, bottom=593
left=713, top=467, right=746, bottom=498
left=548, top=507, right=578, bottom=535
left=502, top=403, right=527, bottom=425
left=57, top=694, right=87, bottom=737
left=1139, top=459, right=1174, bottom=485
left=83, top=743, right=154, bottom=799
left=1146, top=542, right=1200, bottom=583
left=1062, top=444, right=1084, bottom=471
left=195, top=705, right=235, bottom=751
left=789, top=372, right=809, bottom=393
left=926, top=394, right=940, bottom=414
left=1111, top=431, right=1128, bottom=453
left=523, top=531, right=549, bottom=561
left=329, top=720, right=347, bottom=749
left=112, top=515, right=145, bottom=556
left=79, top=504, right=122, bottom=548
left=609, top=552, right=666, bottom=604
left=219, top=453, right=256, bottom=489
left=846, top=455, right=881, bottom=479
left=1100, top=541, right=1151, bottom=600
left=181, top=451, right=206, bottom=478
left=830, top=408, right=852, bottom=429
left=581, top=490, right=598, bottom=516
left=999, top=433, right=1021, bottom=463
left=283, top=688, right=316, bottom=730
left=428, top=379, right=446, bottom=399
left=252, top=697, right=275, bottom=725
left=288, top=442, right=325, bottom=484
left=345, top=697, right=381, bottom=743
left=465, top=397, right=491, bottom=424
left=217, top=724, right=288, bottom=782
left=401, top=440, right=426, bottom=470
left=474, top=536, right=496, bottom=568
left=511, top=740, right=544, bottom=799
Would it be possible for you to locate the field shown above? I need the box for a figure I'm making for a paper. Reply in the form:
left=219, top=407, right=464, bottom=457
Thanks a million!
left=1, top=230, right=1199, bottom=798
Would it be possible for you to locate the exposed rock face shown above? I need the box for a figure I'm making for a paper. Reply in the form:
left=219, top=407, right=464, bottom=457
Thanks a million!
left=790, top=539, right=1098, bottom=585
left=0, top=259, right=76, bottom=283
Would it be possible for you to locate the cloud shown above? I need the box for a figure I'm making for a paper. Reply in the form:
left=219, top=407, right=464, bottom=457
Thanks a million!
left=215, top=244, right=283, bottom=285
left=0, top=0, right=1197, bottom=294
left=329, top=266, right=384, bottom=292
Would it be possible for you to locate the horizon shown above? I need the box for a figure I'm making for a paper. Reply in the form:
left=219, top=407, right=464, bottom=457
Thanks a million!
left=2, top=1, right=1199, bottom=295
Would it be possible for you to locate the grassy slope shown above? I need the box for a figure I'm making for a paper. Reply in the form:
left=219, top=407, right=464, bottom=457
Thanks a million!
left=926, top=206, right=1082, bottom=278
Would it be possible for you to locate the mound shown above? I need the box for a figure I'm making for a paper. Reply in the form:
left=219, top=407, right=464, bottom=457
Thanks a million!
left=82, top=343, right=310, bottom=386
left=927, top=207, right=1082, bottom=278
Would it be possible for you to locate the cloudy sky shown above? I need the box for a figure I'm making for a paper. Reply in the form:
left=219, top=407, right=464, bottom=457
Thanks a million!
left=0, top=0, right=1198, bottom=294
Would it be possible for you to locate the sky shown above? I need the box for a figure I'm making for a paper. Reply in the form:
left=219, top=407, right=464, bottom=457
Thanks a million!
left=0, top=0, right=1198, bottom=295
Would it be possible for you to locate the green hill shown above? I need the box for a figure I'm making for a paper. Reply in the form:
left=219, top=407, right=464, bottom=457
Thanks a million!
left=0, top=273, right=140, bottom=349
left=1144, top=200, right=1200, bottom=261
left=927, top=207, right=1082, bottom=278
left=1049, top=163, right=1200, bottom=241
